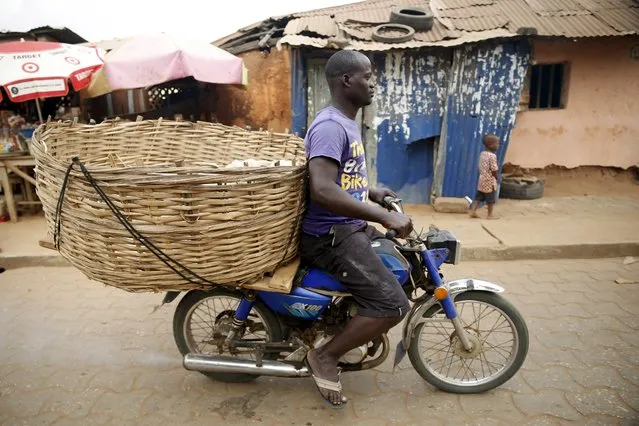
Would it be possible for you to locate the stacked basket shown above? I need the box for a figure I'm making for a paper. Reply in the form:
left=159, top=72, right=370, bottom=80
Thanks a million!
left=31, top=119, right=307, bottom=292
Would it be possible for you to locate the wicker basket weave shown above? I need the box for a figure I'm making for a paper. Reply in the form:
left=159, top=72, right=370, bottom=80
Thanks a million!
left=31, top=119, right=307, bottom=292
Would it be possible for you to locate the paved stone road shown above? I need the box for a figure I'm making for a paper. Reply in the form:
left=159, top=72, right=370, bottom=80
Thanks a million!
left=1, top=259, right=638, bottom=425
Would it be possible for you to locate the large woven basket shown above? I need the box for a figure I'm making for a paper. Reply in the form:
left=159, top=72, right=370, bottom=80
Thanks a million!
left=31, top=119, right=307, bottom=292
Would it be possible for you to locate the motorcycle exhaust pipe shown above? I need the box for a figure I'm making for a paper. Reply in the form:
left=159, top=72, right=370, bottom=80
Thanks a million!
left=183, top=353, right=311, bottom=378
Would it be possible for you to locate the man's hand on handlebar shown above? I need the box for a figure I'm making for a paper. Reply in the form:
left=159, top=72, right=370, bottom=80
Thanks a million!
left=369, top=187, right=413, bottom=238
left=382, top=211, right=413, bottom=239
left=369, top=187, right=397, bottom=206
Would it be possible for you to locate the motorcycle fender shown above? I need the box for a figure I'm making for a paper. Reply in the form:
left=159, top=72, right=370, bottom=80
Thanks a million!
left=162, top=291, right=181, bottom=305
left=401, top=279, right=504, bottom=351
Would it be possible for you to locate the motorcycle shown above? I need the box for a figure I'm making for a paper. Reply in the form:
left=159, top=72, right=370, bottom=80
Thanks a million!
left=164, top=197, right=529, bottom=394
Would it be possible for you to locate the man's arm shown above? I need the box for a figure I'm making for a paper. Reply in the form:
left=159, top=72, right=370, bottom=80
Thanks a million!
left=309, top=157, right=412, bottom=237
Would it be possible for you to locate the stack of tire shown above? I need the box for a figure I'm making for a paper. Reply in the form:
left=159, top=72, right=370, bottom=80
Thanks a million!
left=372, top=7, right=434, bottom=43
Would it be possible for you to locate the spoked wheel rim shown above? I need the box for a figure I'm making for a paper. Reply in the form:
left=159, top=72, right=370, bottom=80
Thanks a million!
left=417, top=299, right=519, bottom=387
left=183, top=294, right=272, bottom=359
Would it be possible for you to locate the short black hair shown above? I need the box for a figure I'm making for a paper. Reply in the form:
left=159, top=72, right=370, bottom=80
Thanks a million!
left=325, top=50, right=370, bottom=82
left=483, top=134, right=499, bottom=146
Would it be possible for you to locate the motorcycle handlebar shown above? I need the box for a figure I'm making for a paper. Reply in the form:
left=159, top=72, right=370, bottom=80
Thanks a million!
left=382, top=197, right=402, bottom=239
left=382, top=196, right=403, bottom=213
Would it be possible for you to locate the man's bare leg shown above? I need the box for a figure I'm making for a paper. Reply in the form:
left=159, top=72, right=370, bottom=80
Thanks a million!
left=306, top=314, right=403, bottom=405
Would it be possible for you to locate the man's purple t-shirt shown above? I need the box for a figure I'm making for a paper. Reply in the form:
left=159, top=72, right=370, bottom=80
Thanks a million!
left=302, top=106, right=369, bottom=236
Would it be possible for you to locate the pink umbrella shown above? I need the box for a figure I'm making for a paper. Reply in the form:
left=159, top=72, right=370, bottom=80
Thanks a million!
left=0, top=41, right=105, bottom=120
left=85, top=34, right=246, bottom=98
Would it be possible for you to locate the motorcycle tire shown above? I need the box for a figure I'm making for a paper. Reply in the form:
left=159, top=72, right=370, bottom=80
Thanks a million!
left=408, top=291, right=529, bottom=394
left=390, top=6, right=434, bottom=31
left=499, top=177, right=544, bottom=200
left=173, top=288, right=283, bottom=383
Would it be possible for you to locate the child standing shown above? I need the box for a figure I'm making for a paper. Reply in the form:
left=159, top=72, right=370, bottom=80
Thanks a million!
left=470, top=134, right=500, bottom=219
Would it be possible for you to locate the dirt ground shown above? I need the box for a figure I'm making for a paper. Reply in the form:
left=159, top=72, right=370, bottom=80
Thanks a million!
left=504, top=166, right=639, bottom=197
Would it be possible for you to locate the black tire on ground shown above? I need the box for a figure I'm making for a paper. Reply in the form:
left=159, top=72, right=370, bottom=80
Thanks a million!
left=371, top=24, right=416, bottom=43
left=390, top=7, right=435, bottom=31
left=173, top=288, right=283, bottom=383
left=499, top=178, right=545, bottom=200
left=408, top=291, right=529, bottom=394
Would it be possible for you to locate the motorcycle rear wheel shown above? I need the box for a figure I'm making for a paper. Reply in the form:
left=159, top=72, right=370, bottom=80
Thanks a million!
left=173, top=288, right=283, bottom=383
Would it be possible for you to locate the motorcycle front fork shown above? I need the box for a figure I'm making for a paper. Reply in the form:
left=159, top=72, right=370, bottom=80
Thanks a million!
left=423, top=249, right=474, bottom=352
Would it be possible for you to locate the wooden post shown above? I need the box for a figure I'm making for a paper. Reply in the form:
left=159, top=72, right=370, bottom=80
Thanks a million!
left=0, top=162, right=17, bottom=222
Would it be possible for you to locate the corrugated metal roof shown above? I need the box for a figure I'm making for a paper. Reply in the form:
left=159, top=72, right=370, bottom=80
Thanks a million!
left=575, top=0, right=639, bottom=12
left=589, top=0, right=638, bottom=8
left=340, top=19, right=455, bottom=41
left=412, top=20, right=461, bottom=40
left=336, top=8, right=392, bottom=23
left=593, top=7, right=639, bottom=32
left=277, top=34, right=329, bottom=48
left=438, top=5, right=501, bottom=16
left=284, top=16, right=338, bottom=36
left=340, top=24, right=375, bottom=40
left=219, top=0, right=638, bottom=51
left=500, top=0, right=624, bottom=36
left=438, top=0, right=495, bottom=10
left=292, top=0, right=394, bottom=17
left=346, top=28, right=515, bottom=50
left=525, top=0, right=591, bottom=15
left=543, top=14, right=622, bottom=35
left=448, top=15, right=510, bottom=30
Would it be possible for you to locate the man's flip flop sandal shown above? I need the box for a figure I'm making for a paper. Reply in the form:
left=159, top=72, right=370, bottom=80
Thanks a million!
left=304, top=357, right=348, bottom=408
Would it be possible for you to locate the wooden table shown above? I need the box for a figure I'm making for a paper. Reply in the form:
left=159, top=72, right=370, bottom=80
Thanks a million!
left=0, top=155, right=40, bottom=222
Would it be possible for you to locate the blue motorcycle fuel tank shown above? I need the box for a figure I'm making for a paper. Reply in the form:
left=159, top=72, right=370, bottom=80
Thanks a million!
left=372, top=238, right=412, bottom=285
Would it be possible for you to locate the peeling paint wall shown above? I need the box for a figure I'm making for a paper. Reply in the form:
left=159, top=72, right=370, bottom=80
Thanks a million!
left=506, top=37, right=639, bottom=169
left=441, top=41, right=530, bottom=198
left=214, top=48, right=292, bottom=132
left=369, top=50, right=452, bottom=204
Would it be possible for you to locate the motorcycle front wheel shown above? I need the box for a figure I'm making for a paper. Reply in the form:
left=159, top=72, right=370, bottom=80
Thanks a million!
left=173, top=288, right=283, bottom=383
left=408, top=291, right=529, bottom=394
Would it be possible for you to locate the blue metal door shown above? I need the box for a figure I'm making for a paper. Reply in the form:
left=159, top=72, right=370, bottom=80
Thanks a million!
left=441, top=41, right=530, bottom=198
left=370, top=51, right=451, bottom=204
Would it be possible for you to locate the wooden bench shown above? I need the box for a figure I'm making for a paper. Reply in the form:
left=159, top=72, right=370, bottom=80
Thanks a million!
left=0, top=155, right=41, bottom=222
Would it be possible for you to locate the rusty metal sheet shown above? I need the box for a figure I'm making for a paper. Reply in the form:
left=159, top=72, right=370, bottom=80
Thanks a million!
left=524, top=0, right=590, bottom=16
left=447, top=15, right=510, bottom=31
left=592, top=7, right=639, bottom=33
left=284, top=16, right=338, bottom=36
